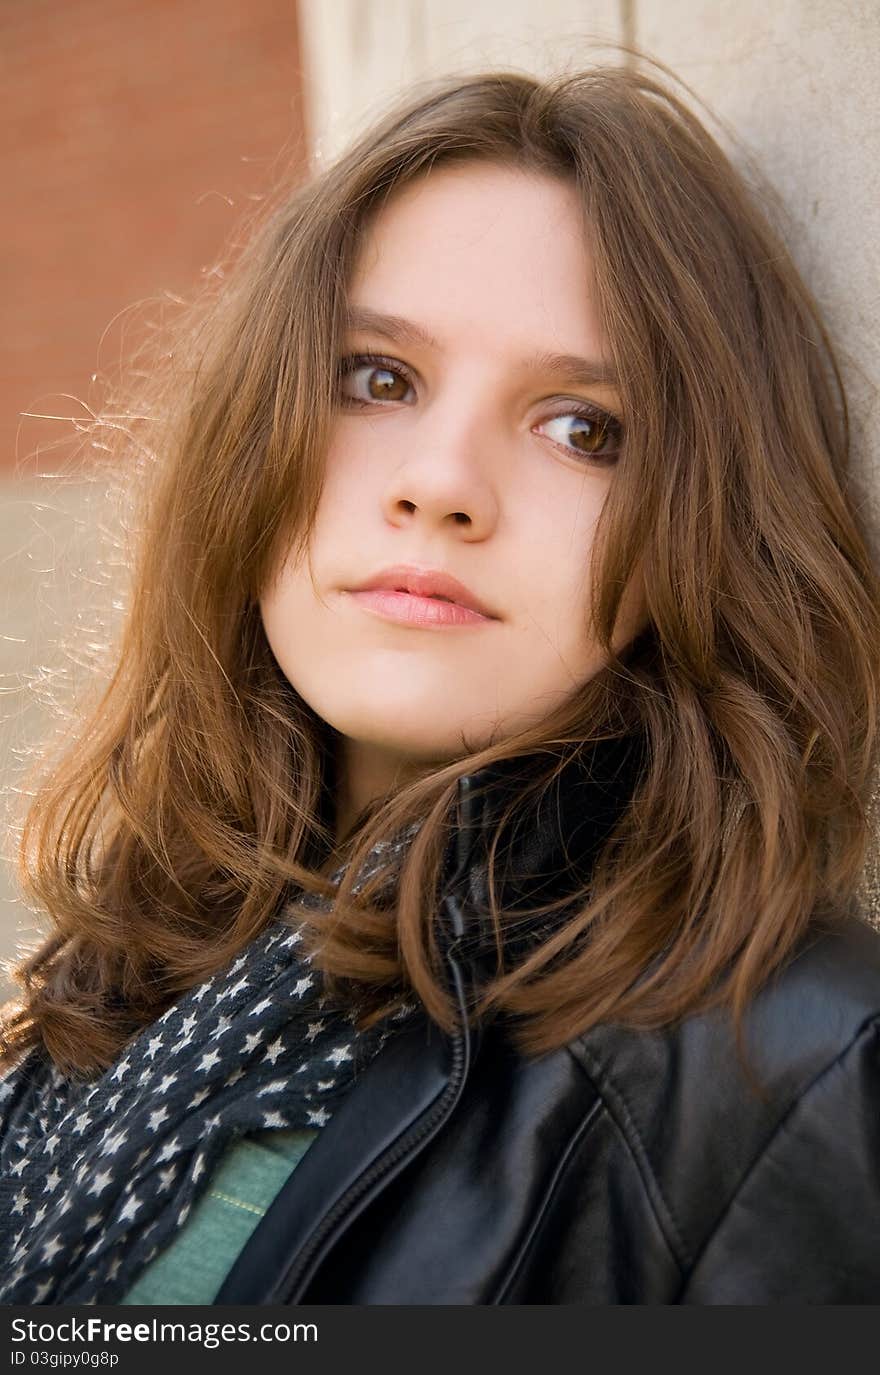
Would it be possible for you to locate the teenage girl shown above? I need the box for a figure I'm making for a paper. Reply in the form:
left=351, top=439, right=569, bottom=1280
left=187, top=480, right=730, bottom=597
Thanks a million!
left=2, top=65, right=879, bottom=1304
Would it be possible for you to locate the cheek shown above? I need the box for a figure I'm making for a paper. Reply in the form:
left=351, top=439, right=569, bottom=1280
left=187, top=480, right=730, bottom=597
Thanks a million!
left=321, top=418, right=376, bottom=495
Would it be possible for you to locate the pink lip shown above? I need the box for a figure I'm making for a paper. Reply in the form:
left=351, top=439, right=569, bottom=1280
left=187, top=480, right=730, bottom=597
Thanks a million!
left=347, top=564, right=499, bottom=622
left=348, top=588, right=492, bottom=628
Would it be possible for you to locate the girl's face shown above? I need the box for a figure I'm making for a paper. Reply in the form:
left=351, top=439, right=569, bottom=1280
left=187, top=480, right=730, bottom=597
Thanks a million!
left=260, top=162, right=646, bottom=801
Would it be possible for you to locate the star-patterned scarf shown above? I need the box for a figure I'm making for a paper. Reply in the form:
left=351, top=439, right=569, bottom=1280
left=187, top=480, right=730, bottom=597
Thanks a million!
left=0, top=827, right=420, bottom=1305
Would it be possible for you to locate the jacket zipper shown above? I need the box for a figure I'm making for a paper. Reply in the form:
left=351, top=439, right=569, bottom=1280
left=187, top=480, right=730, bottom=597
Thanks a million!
left=276, top=1022, right=469, bottom=1302
left=274, top=781, right=484, bottom=1303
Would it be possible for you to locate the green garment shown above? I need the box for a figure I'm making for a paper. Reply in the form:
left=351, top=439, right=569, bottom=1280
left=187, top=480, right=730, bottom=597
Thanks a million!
left=120, top=1128, right=317, bottom=1305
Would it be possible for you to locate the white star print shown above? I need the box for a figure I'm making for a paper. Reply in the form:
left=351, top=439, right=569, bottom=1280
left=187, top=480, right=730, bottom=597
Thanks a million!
left=247, top=997, right=273, bottom=1017
left=43, top=1169, right=62, bottom=1193
left=158, top=1165, right=177, bottom=1191
left=263, top=1037, right=285, bottom=1066
left=87, top=1170, right=113, bottom=1197
left=119, top=1194, right=142, bottom=1223
left=215, top=976, right=250, bottom=1004
left=156, top=1073, right=177, bottom=1094
left=293, top=976, right=313, bottom=998
left=100, top=1129, right=128, bottom=1155
left=225, top=1068, right=245, bottom=1087
left=316, top=1080, right=335, bottom=1092
left=41, top=1235, right=64, bottom=1263
left=148, top=1105, right=169, bottom=1132
left=144, top=1035, right=164, bottom=1060
left=306, top=1106, right=330, bottom=1126
left=107, top=1256, right=122, bottom=1280
left=32, top=1204, right=48, bottom=1226
left=262, top=1111, right=287, bottom=1128
left=196, top=1048, right=221, bottom=1074
left=9, top=1157, right=26, bottom=1177
left=305, top=1021, right=325, bottom=1042
left=106, top=1091, right=122, bottom=1113
left=156, top=1137, right=181, bottom=1164
left=192, top=1155, right=207, bottom=1181
left=187, top=1087, right=211, bottom=1109
left=209, top=1015, right=232, bottom=1040
left=180, top=1012, right=198, bottom=1036
left=244, top=1030, right=265, bottom=1054
left=256, top=1079, right=287, bottom=1097
left=11, top=1190, right=29, bottom=1216
left=32, top=1279, right=53, bottom=1304
left=71, top=1111, right=92, bottom=1135
left=326, top=1044, right=353, bottom=1067
left=85, top=1213, right=103, bottom=1230
left=110, top=1056, right=131, bottom=1083
left=168, top=1032, right=195, bottom=1058
left=44, top=1132, right=61, bottom=1156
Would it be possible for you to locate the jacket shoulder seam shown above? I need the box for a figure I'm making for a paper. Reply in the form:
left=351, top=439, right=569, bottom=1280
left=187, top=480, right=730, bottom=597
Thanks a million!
left=675, top=1012, right=880, bottom=1298
left=568, top=1043, right=692, bottom=1271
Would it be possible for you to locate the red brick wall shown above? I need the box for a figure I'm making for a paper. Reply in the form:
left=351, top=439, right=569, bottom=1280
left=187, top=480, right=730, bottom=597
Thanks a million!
left=1, top=0, right=307, bottom=474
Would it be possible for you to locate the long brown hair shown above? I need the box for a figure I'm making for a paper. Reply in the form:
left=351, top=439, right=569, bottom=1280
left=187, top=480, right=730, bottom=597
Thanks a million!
left=4, top=64, right=879, bottom=1075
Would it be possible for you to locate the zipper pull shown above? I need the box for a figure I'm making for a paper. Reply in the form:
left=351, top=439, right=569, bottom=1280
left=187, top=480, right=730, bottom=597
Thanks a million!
left=435, top=774, right=480, bottom=952
left=447, top=773, right=481, bottom=892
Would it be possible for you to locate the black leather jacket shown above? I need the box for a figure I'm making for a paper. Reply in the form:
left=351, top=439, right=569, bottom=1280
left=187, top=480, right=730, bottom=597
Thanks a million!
left=216, top=738, right=880, bottom=1305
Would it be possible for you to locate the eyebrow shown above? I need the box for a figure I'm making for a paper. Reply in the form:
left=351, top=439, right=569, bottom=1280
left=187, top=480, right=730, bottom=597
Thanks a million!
left=344, top=306, right=620, bottom=390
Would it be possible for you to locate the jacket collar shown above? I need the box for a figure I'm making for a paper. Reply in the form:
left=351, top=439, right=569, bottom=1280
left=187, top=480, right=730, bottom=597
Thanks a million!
left=441, top=728, right=649, bottom=962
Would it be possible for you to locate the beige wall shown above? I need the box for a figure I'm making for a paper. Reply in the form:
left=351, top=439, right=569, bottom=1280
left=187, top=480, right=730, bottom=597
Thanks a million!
left=637, top=0, right=880, bottom=548
left=299, top=0, right=622, bottom=158
left=1, top=475, right=122, bottom=993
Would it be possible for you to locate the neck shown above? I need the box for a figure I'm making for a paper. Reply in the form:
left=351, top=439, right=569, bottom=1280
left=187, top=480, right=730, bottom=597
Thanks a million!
left=332, top=736, right=441, bottom=848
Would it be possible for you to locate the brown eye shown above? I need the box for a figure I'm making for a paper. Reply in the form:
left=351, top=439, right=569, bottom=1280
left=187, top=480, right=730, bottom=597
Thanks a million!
left=365, top=366, right=409, bottom=401
left=338, top=355, right=415, bottom=406
left=537, top=408, right=622, bottom=464
left=568, top=415, right=610, bottom=454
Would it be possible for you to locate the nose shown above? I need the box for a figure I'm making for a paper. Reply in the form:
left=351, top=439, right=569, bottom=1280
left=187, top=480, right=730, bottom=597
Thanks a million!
left=380, top=398, right=500, bottom=539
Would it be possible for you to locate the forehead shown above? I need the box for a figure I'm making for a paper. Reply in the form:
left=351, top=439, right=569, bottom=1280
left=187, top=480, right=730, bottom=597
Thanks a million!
left=347, top=163, right=603, bottom=358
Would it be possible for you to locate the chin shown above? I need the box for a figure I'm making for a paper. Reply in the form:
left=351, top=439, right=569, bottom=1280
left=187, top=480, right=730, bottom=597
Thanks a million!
left=316, top=698, right=498, bottom=761
left=335, top=718, right=473, bottom=761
